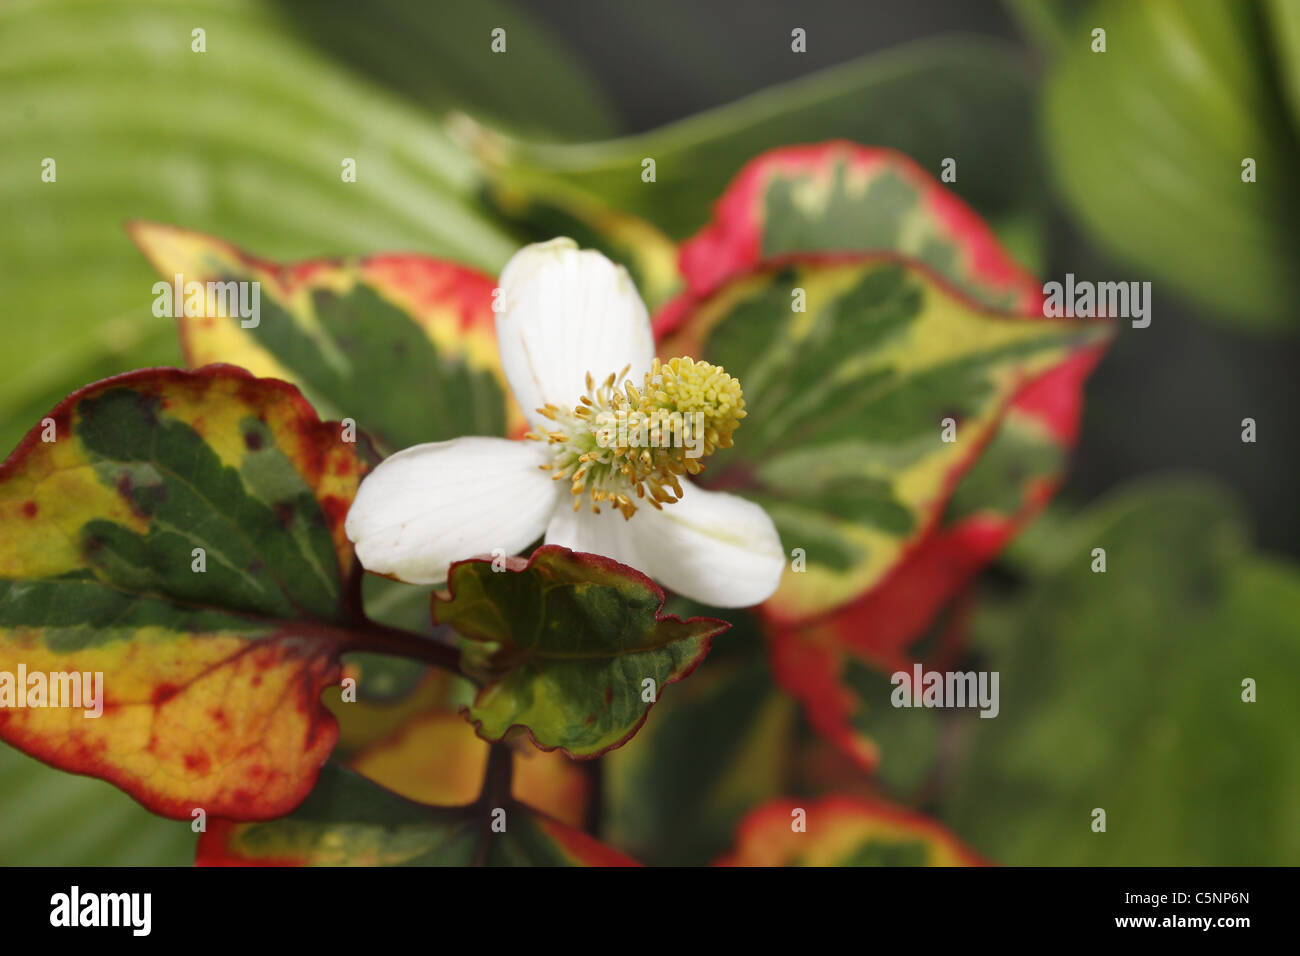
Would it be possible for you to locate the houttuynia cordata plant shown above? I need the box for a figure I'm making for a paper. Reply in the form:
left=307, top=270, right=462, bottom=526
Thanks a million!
left=0, top=140, right=1117, bottom=865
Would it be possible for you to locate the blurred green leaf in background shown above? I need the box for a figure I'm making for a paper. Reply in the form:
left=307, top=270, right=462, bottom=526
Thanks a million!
left=461, top=37, right=1047, bottom=253
left=0, top=747, right=195, bottom=865
left=0, top=0, right=551, bottom=456
left=1039, top=0, right=1300, bottom=331
left=947, top=479, right=1300, bottom=864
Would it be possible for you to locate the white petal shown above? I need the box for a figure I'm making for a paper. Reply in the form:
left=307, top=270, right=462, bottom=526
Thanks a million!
left=544, top=501, right=642, bottom=568
left=631, top=482, right=786, bottom=608
left=544, top=481, right=784, bottom=608
left=345, top=437, right=560, bottom=585
left=496, top=238, right=654, bottom=429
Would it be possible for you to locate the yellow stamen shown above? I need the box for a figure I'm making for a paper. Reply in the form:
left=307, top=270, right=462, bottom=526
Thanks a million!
left=527, top=356, right=746, bottom=519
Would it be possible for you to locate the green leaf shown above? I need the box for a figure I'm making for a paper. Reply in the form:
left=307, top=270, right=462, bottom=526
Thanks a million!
left=946, top=479, right=1300, bottom=864
left=269, top=0, right=618, bottom=140
left=437, top=547, right=729, bottom=757
left=604, top=612, right=796, bottom=865
left=128, top=222, right=524, bottom=454
left=1265, top=0, right=1300, bottom=131
left=0, top=366, right=366, bottom=819
left=0, top=745, right=195, bottom=865
left=461, top=38, right=1044, bottom=242
left=659, top=257, right=1110, bottom=622
left=197, top=763, right=637, bottom=866
left=1042, top=0, right=1300, bottom=330
left=0, top=0, right=519, bottom=456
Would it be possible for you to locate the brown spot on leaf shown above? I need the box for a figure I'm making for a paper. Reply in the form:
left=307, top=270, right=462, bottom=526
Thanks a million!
left=152, top=682, right=181, bottom=706
left=184, top=752, right=211, bottom=774
left=21, top=500, right=37, bottom=518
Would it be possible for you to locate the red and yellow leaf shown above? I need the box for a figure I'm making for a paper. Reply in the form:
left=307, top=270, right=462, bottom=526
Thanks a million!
left=128, top=221, right=526, bottom=451
left=654, top=142, right=1110, bottom=768
left=0, top=366, right=364, bottom=819
left=668, top=140, right=1042, bottom=315
left=657, top=257, right=1108, bottom=622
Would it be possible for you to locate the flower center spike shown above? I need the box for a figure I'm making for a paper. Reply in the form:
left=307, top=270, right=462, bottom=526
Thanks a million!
left=527, top=357, right=746, bottom=518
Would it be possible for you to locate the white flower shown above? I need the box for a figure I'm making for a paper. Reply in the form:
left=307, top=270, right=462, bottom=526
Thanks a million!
left=344, top=238, right=784, bottom=608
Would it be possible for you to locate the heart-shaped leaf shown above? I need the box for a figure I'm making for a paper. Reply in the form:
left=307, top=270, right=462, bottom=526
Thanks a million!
left=438, top=546, right=728, bottom=758
left=659, top=143, right=1108, bottom=768
left=197, top=763, right=635, bottom=866
left=129, top=222, right=524, bottom=454
left=717, top=795, right=984, bottom=866
left=0, top=366, right=364, bottom=819
left=767, top=357, right=1100, bottom=766
left=658, top=257, right=1109, bottom=623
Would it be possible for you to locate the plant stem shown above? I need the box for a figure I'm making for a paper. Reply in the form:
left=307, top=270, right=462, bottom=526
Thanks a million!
left=341, top=620, right=461, bottom=672
left=480, top=742, right=515, bottom=807
left=583, top=757, right=604, bottom=838
left=343, top=560, right=365, bottom=619
left=472, top=743, right=515, bottom=865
